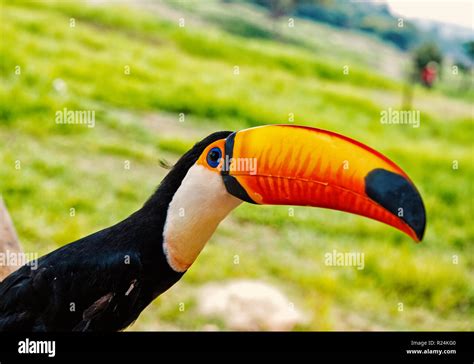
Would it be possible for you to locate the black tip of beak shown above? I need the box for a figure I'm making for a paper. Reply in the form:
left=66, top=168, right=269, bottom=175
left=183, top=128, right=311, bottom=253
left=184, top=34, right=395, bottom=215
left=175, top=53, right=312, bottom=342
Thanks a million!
left=365, top=168, right=426, bottom=241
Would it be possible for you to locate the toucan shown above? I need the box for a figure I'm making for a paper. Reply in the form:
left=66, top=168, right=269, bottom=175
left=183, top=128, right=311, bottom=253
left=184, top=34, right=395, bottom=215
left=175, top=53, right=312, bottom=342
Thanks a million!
left=0, top=125, right=426, bottom=331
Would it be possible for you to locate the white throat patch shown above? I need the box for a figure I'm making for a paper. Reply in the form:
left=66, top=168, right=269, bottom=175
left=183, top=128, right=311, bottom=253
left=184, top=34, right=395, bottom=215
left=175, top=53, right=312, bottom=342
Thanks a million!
left=162, top=165, right=241, bottom=272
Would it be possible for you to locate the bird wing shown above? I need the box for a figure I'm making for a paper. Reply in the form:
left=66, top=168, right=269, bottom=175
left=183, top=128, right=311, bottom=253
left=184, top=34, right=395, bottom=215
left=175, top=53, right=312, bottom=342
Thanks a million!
left=0, top=231, right=146, bottom=332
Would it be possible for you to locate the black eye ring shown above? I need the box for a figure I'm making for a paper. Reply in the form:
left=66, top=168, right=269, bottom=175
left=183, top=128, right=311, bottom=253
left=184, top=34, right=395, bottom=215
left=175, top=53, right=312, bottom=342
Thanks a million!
left=206, top=147, right=222, bottom=168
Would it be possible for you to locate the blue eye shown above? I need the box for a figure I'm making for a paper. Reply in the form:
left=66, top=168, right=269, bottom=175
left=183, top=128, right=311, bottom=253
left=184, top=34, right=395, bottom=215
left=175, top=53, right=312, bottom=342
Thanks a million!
left=206, top=147, right=222, bottom=168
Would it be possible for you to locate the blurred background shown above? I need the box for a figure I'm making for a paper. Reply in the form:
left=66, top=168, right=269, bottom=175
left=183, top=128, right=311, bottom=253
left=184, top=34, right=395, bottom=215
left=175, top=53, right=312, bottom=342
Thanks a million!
left=0, top=0, right=472, bottom=330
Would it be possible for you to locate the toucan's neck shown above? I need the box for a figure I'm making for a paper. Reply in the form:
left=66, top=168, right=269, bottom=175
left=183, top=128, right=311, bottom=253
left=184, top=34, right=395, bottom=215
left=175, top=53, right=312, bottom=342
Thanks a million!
left=110, top=163, right=194, bottom=293
left=161, top=165, right=241, bottom=272
left=110, top=194, right=183, bottom=299
left=128, top=162, right=239, bottom=276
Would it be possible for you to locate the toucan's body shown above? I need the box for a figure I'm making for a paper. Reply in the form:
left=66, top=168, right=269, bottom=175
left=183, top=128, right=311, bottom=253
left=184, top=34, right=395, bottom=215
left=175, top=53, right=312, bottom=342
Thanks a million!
left=0, top=125, right=426, bottom=331
left=0, top=209, right=180, bottom=331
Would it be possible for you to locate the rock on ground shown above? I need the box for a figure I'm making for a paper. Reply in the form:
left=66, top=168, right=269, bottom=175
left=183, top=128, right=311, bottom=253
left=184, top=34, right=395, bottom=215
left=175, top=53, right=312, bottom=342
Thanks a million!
left=197, top=279, right=307, bottom=331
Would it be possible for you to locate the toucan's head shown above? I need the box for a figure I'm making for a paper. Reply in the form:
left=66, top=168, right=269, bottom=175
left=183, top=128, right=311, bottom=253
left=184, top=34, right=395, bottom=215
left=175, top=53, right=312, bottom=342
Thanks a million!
left=162, top=125, right=426, bottom=272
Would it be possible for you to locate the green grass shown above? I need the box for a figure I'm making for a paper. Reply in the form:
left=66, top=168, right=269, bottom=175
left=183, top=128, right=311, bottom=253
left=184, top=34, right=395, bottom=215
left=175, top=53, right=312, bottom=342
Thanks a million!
left=0, top=0, right=473, bottom=331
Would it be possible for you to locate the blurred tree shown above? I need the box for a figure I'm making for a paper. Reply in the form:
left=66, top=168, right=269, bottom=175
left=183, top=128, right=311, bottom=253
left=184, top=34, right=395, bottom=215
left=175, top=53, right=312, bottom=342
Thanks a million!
left=257, top=0, right=331, bottom=20
left=462, top=41, right=474, bottom=63
left=454, top=61, right=469, bottom=73
left=402, top=43, right=442, bottom=107
left=413, top=42, right=443, bottom=88
left=294, top=0, right=419, bottom=49
left=297, top=2, right=348, bottom=27
left=455, top=41, right=474, bottom=92
left=252, top=0, right=331, bottom=36
left=269, top=0, right=296, bottom=19
left=359, top=15, right=418, bottom=50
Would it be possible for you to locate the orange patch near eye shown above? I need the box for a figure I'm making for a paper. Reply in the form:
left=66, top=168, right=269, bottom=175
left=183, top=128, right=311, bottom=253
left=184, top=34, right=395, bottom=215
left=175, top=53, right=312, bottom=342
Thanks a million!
left=196, top=139, right=226, bottom=172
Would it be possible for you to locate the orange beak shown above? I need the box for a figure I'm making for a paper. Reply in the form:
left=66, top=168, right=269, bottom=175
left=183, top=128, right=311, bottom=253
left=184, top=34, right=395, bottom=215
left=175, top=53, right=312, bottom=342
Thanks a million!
left=221, top=125, right=426, bottom=241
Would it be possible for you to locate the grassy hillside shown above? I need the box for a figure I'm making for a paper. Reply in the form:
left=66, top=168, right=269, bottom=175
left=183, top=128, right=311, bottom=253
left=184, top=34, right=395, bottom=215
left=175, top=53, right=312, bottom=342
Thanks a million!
left=0, top=0, right=472, bottom=330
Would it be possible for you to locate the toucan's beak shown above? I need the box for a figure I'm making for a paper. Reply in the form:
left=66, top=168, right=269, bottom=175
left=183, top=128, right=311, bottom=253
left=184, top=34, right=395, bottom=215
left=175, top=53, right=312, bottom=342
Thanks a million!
left=221, top=125, right=426, bottom=241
